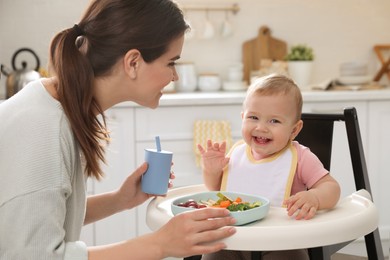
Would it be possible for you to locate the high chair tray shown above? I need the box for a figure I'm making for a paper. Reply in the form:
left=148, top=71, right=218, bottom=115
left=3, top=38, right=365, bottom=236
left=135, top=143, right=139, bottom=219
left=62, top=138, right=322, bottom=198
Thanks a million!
left=146, top=184, right=378, bottom=250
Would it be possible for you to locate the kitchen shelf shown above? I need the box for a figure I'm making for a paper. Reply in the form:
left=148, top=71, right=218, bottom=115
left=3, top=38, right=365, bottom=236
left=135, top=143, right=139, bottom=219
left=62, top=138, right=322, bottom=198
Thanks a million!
left=182, top=3, right=240, bottom=15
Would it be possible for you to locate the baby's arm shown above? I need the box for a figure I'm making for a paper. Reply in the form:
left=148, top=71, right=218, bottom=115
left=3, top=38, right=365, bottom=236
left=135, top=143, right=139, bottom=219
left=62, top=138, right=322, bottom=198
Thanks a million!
left=197, top=140, right=230, bottom=190
left=284, top=174, right=340, bottom=220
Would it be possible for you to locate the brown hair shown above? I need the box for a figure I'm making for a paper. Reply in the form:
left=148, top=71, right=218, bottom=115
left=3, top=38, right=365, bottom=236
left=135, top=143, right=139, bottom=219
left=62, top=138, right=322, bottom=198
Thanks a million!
left=244, top=74, right=303, bottom=122
left=49, top=0, right=188, bottom=179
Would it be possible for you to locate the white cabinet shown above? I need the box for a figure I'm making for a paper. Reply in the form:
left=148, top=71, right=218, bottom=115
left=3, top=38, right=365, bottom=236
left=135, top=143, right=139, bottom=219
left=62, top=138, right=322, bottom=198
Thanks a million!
left=367, top=101, right=390, bottom=237
left=80, top=108, right=138, bottom=245
left=79, top=179, right=95, bottom=246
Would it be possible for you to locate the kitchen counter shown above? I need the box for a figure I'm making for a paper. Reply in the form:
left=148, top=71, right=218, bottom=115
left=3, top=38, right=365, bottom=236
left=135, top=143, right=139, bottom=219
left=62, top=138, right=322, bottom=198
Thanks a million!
left=2, top=88, right=390, bottom=107
left=114, top=88, right=390, bottom=107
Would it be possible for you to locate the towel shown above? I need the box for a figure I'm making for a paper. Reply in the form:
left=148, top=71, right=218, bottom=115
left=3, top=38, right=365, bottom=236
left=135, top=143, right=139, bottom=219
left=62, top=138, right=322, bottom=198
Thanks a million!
left=193, top=120, right=233, bottom=167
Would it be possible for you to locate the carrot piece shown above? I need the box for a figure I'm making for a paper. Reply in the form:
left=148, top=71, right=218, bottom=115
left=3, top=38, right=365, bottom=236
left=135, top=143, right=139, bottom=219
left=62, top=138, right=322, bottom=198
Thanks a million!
left=235, top=197, right=242, bottom=203
left=219, top=200, right=231, bottom=208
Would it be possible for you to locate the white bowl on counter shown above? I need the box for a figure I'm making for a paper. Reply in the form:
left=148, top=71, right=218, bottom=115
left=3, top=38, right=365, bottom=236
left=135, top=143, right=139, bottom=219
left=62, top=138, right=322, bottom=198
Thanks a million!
left=340, top=61, right=368, bottom=77
left=222, top=81, right=247, bottom=91
left=198, top=73, right=221, bottom=92
left=337, top=75, right=371, bottom=85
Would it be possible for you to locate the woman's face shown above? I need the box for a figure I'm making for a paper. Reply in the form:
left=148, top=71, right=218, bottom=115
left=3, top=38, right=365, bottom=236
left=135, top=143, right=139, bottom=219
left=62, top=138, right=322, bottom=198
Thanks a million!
left=132, top=35, right=184, bottom=108
left=241, top=93, right=302, bottom=160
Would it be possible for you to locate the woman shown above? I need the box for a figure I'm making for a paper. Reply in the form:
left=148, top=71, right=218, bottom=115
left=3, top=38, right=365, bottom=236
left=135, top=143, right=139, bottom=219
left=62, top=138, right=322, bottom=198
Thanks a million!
left=0, top=0, right=236, bottom=259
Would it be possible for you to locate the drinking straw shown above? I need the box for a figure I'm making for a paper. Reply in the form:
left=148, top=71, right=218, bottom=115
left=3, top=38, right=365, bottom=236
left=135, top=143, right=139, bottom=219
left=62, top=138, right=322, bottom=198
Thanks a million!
left=155, top=136, right=161, bottom=152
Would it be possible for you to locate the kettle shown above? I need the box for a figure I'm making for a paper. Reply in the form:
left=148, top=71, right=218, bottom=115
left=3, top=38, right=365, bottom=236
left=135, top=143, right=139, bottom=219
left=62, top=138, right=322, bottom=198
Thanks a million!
left=1, top=48, right=41, bottom=98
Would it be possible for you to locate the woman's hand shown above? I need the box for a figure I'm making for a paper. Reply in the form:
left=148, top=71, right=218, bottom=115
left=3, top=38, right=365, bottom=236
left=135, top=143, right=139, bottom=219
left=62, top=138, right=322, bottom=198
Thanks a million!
left=88, top=208, right=236, bottom=259
left=116, top=162, right=176, bottom=211
left=115, top=163, right=152, bottom=210
left=168, top=162, right=175, bottom=189
left=155, top=208, right=237, bottom=258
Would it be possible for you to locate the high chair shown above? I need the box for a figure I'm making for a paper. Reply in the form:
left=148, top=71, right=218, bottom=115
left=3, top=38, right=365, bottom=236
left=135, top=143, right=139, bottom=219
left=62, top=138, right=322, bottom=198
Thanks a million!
left=291, top=107, right=383, bottom=259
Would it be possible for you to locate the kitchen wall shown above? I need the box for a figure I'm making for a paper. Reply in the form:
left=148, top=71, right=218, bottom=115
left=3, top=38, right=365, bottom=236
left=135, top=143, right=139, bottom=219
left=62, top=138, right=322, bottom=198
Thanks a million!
left=1, top=0, right=390, bottom=98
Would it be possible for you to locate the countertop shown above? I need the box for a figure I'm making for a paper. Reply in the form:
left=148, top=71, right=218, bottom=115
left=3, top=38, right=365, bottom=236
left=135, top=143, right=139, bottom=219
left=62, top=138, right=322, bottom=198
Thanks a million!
left=115, top=88, right=390, bottom=108
left=2, top=88, right=390, bottom=107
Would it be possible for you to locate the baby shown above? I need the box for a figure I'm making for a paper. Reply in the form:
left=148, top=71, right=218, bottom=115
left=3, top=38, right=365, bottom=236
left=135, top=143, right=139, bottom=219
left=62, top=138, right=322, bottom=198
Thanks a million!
left=198, top=74, right=341, bottom=260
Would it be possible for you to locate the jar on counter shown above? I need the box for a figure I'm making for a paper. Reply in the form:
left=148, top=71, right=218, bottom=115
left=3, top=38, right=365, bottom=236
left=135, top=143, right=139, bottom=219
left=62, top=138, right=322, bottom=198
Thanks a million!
left=175, top=62, right=197, bottom=92
left=227, top=63, right=243, bottom=82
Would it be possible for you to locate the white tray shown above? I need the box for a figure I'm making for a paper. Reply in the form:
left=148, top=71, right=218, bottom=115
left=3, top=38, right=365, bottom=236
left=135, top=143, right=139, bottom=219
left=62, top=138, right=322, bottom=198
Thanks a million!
left=146, top=184, right=379, bottom=250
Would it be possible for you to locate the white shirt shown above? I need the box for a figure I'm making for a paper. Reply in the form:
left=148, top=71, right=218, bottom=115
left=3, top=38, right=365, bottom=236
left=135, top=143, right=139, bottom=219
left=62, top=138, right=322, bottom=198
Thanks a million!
left=0, top=80, right=88, bottom=259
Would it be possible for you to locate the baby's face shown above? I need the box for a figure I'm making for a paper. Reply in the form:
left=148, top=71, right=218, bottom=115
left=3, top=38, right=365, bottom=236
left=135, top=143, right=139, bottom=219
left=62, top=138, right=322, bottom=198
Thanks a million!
left=241, top=93, right=301, bottom=160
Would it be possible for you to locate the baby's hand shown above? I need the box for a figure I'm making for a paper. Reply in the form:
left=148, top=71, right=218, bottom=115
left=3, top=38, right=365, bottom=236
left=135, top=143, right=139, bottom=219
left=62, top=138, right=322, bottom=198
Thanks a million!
left=284, top=190, right=320, bottom=220
left=197, top=140, right=230, bottom=173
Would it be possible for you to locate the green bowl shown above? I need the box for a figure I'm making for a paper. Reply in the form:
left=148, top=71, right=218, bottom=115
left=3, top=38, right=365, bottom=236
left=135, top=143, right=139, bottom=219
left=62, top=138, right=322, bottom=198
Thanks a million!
left=171, top=191, right=270, bottom=226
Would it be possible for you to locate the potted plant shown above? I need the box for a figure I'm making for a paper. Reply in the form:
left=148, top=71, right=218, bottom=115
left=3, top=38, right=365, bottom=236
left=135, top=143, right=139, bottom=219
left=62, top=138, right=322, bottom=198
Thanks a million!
left=285, top=44, right=314, bottom=90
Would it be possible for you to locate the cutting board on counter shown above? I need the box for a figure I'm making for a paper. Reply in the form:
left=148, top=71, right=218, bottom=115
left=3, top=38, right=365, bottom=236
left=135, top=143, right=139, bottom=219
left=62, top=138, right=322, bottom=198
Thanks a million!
left=242, top=26, right=287, bottom=83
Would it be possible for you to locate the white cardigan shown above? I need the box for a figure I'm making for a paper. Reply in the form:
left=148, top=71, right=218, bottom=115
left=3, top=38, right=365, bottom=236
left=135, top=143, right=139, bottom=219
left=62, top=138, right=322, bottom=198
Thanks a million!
left=0, top=80, right=87, bottom=259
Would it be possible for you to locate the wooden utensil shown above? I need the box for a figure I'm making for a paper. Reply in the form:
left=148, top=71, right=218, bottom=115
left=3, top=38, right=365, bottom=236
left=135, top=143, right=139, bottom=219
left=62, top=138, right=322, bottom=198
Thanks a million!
left=242, top=26, right=287, bottom=83
left=373, top=44, right=390, bottom=81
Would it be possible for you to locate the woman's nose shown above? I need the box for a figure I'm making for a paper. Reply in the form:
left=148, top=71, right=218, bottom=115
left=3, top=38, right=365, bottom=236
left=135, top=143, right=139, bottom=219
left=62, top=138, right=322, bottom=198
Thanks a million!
left=172, top=68, right=179, bottom=81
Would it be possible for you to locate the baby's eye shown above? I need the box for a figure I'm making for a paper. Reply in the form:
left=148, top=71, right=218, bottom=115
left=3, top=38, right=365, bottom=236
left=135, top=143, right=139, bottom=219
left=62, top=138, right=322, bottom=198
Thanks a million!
left=248, top=115, right=258, bottom=120
left=269, top=119, right=280, bottom=124
left=168, top=62, right=176, bottom=67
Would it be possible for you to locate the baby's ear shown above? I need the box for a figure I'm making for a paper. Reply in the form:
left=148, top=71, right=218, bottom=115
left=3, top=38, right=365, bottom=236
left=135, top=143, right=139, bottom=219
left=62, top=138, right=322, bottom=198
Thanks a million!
left=291, top=120, right=303, bottom=140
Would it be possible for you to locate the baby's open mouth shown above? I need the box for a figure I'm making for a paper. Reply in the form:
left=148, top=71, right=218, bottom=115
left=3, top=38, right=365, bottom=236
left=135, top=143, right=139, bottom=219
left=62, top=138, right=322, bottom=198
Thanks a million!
left=254, top=136, right=271, bottom=144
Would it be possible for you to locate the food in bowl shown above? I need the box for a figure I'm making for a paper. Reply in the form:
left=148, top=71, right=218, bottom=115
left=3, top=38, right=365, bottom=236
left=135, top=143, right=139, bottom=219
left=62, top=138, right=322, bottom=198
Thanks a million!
left=171, top=191, right=270, bottom=226
left=177, top=192, right=261, bottom=212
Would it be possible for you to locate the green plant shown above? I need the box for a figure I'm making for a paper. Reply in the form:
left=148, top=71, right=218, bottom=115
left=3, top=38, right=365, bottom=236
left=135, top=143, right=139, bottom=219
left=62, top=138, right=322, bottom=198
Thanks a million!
left=285, top=44, right=314, bottom=61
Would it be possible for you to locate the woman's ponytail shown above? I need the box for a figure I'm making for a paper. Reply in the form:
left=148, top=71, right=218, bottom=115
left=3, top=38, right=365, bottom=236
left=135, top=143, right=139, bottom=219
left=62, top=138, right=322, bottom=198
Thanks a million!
left=49, top=25, right=108, bottom=179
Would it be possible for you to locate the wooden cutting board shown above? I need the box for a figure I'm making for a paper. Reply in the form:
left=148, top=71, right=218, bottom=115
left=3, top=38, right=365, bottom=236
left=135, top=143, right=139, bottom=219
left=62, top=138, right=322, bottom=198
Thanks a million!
left=242, top=26, right=287, bottom=83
